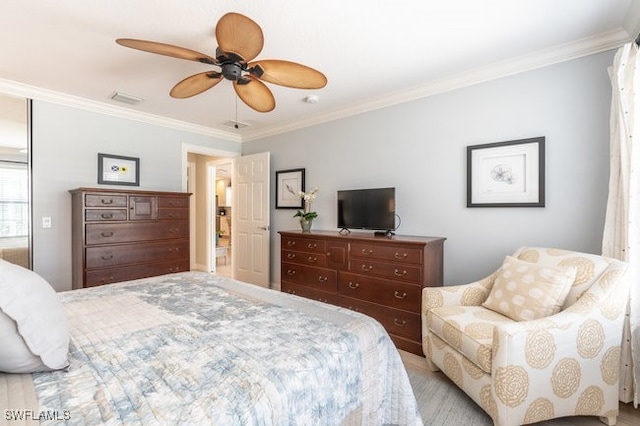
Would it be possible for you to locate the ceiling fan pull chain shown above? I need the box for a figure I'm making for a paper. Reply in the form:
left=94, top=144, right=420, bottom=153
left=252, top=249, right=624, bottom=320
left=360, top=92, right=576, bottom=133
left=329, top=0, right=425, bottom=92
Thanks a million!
left=234, top=95, right=239, bottom=129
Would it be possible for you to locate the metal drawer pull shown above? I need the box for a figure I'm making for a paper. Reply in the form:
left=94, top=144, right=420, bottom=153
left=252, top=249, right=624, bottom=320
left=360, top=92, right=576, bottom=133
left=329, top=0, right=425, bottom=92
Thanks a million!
left=394, top=291, right=407, bottom=299
left=317, top=276, right=328, bottom=283
left=308, top=243, right=317, bottom=249
left=286, top=269, right=296, bottom=276
left=101, top=276, right=115, bottom=283
left=286, top=253, right=296, bottom=259
left=394, top=318, right=407, bottom=327
left=168, top=247, right=180, bottom=252
left=361, top=264, right=373, bottom=271
left=101, top=199, right=113, bottom=205
left=168, top=267, right=179, bottom=272
left=394, top=252, right=408, bottom=259
left=169, top=228, right=180, bottom=234
left=361, top=248, right=373, bottom=255
left=101, top=213, right=113, bottom=219
left=101, top=231, right=114, bottom=237
left=394, top=269, right=407, bottom=277
left=101, top=254, right=113, bottom=260
left=168, top=213, right=178, bottom=218
left=308, top=256, right=317, bottom=263
left=287, top=240, right=296, bottom=246
left=348, top=282, right=360, bottom=289
left=348, top=307, right=360, bottom=312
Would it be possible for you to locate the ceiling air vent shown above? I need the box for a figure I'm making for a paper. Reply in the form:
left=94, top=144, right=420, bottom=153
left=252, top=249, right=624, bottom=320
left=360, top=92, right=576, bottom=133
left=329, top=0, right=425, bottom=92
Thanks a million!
left=222, top=120, right=250, bottom=129
left=110, top=92, right=143, bottom=105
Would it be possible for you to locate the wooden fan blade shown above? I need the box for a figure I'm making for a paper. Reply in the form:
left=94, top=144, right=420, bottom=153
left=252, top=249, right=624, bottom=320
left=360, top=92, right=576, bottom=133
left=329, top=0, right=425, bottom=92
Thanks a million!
left=233, top=77, right=275, bottom=112
left=215, top=13, right=264, bottom=62
left=170, top=71, right=224, bottom=98
left=250, top=60, right=327, bottom=89
left=116, top=38, right=217, bottom=65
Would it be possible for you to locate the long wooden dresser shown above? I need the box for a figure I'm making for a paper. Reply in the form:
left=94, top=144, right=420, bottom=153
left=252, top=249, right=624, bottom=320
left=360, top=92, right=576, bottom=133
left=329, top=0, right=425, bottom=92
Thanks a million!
left=279, top=230, right=445, bottom=356
left=70, top=188, right=191, bottom=290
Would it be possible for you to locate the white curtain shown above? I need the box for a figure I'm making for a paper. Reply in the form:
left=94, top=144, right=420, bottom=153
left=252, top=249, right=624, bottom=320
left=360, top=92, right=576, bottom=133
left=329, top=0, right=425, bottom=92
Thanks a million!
left=602, top=41, right=639, bottom=405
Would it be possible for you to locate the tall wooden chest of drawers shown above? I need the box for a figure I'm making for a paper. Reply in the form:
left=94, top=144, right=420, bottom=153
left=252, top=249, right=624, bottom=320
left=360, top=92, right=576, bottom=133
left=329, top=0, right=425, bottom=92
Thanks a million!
left=279, top=230, right=445, bottom=356
left=70, top=188, right=191, bottom=289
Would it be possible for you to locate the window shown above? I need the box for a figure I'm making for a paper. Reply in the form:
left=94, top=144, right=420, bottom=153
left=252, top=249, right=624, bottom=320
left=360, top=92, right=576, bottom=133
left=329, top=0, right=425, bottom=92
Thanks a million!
left=0, top=161, right=29, bottom=238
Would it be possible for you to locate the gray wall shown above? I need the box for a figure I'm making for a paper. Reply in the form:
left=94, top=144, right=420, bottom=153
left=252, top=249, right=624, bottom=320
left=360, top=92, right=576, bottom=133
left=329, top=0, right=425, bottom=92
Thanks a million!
left=243, top=50, right=615, bottom=286
left=31, top=101, right=240, bottom=291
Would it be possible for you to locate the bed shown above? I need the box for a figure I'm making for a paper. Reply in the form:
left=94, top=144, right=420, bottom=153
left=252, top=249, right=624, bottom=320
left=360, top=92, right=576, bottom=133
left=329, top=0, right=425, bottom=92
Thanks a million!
left=0, top=262, right=423, bottom=425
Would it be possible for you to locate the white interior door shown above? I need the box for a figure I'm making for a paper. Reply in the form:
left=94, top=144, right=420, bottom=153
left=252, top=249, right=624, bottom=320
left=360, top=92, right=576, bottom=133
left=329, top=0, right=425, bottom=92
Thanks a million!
left=232, top=152, right=271, bottom=287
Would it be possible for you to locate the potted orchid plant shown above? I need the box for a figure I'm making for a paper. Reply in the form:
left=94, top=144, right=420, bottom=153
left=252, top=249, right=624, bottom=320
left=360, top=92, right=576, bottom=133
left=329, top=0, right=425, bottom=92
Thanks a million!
left=294, top=188, right=319, bottom=232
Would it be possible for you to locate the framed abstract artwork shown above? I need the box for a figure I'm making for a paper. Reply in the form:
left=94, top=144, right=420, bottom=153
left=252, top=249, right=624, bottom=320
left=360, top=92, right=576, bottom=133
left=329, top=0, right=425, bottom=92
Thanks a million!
left=467, top=137, right=545, bottom=207
left=98, top=153, right=140, bottom=186
left=275, top=168, right=305, bottom=209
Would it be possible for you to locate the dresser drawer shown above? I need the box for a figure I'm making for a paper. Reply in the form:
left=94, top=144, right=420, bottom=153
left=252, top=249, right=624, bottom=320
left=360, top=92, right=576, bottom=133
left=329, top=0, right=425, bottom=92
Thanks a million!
left=281, top=282, right=338, bottom=305
left=85, top=221, right=188, bottom=245
left=158, top=208, right=189, bottom=220
left=158, top=196, right=190, bottom=208
left=86, top=239, right=189, bottom=268
left=338, top=272, right=421, bottom=312
left=281, top=236, right=326, bottom=254
left=349, top=259, right=422, bottom=283
left=351, top=242, right=422, bottom=264
left=281, top=263, right=337, bottom=292
left=282, top=250, right=327, bottom=267
left=337, top=295, right=421, bottom=341
left=85, top=209, right=128, bottom=221
left=85, top=260, right=190, bottom=287
left=85, top=194, right=127, bottom=207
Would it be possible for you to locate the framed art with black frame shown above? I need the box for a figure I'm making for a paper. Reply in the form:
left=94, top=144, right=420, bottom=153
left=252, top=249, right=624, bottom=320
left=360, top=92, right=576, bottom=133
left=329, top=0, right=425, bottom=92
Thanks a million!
left=275, top=168, right=305, bottom=209
left=98, top=153, right=140, bottom=186
left=467, top=137, right=545, bottom=207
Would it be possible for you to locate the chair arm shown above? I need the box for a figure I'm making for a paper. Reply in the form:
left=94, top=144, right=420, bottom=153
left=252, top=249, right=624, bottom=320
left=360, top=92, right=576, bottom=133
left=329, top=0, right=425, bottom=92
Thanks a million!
left=491, top=305, right=627, bottom=410
left=422, top=271, right=497, bottom=311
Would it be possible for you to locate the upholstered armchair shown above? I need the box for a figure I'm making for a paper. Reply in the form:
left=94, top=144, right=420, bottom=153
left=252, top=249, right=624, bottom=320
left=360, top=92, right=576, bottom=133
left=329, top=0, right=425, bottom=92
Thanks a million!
left=421, top=247, right=629, bottom=426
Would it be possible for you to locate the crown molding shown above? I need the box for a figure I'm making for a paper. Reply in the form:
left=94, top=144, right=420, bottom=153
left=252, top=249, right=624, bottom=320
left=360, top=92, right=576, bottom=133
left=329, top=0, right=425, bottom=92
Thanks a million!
left=241, top=28, right=632, bottom=142
left=0, top=26, right=634, bottom=144
left=0, top=78, right=241, bottom=143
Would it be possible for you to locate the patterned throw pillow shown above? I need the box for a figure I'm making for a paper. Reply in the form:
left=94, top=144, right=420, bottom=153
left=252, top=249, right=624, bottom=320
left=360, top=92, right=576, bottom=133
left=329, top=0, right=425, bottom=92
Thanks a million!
left=482, top=256, right=577, bottom=321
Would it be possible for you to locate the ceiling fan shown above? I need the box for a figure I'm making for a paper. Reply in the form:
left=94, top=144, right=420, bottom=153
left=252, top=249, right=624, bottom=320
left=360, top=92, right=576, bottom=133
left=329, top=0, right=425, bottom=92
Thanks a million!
left=116, top=12, right=327, bottom=113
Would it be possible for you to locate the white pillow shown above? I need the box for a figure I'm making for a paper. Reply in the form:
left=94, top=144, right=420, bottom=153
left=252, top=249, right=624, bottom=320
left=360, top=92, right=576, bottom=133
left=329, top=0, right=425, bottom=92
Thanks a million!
left=0, top=259, right=69, bottom=373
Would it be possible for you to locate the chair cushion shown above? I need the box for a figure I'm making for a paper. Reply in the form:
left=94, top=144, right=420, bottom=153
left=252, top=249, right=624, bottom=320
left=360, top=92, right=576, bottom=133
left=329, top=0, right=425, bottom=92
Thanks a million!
left=481, top=256, right=576, bottom=321
left=426, top=305, right=513, bottom=373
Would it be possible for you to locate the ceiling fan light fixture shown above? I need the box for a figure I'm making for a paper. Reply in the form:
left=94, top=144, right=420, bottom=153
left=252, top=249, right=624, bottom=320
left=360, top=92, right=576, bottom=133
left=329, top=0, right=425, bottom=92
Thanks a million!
left=111, top=91, right=143, bottom=105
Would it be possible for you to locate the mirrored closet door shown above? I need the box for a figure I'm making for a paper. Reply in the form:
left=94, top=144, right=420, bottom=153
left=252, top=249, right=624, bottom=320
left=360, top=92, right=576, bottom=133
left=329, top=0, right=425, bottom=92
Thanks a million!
left=0, top=94, right=30, bottom=268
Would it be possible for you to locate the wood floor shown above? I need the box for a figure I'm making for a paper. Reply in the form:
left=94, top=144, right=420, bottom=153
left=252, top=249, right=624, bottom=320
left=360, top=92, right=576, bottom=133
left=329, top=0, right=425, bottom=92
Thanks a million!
left=399, top=350, right=640, bottom=426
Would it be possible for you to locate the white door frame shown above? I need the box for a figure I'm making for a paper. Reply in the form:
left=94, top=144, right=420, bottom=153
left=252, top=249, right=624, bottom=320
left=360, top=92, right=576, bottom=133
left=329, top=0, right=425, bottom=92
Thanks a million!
left=181, top=144, right=239, bottom=273
left=187, top=161, right=197, bottom=270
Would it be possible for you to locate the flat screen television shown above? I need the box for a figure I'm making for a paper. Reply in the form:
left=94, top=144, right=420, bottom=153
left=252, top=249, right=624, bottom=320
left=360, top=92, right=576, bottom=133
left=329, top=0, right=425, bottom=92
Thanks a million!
left=337, top=187, right=396, bottom=232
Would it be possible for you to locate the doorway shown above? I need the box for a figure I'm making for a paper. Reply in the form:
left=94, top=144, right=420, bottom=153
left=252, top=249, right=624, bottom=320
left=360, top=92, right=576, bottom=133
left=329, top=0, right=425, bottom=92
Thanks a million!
left=182, top=144, right=238, bottom=276
left=213, top=161, right=232, bottom=277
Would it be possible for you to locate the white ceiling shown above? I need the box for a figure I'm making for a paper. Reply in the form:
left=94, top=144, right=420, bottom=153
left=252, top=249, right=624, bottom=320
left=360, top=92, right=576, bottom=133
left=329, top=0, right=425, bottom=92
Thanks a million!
left=0, top=0, right=638, bottom=142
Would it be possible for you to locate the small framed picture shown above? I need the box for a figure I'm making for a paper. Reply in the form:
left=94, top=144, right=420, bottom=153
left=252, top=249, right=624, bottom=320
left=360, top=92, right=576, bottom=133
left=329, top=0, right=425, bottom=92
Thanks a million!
left=467, top=137, right=545, bottom=207
left=98, top=153, right=140, bottom=186
left=275, top=168, right=305, bottom=209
